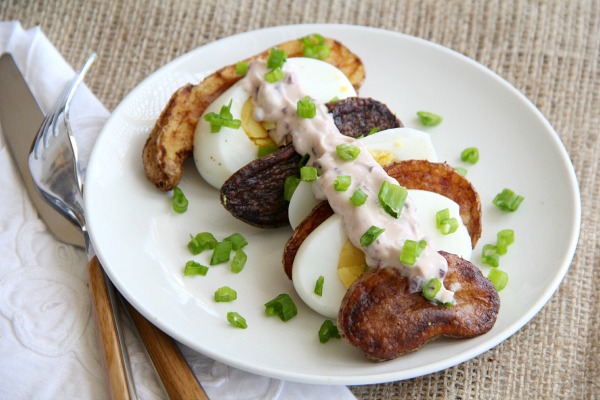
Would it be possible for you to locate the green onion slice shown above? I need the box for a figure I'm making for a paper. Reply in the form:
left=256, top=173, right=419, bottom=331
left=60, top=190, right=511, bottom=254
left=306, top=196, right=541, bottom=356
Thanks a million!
left=235, top=61, right=248, bottom=76
left=336, top=143, right=360, bottom=161
left=215, top=286, right=237, bottom=302
left=422, top=277, right=442, bottom=300
left=283, top=176, right=301, bottom=201
left=333, top=175, right=351, bottom=191
left=496, top=229, right=515, bottom=255
left=231, top=249, right=247, bottom=273
left=267, top=47, right=287, bottom=69
left=378, top=181, right=408, bottom=218
left=297, top=96, right=317, bottom=119
left=417, top=111, right=443, bottom=126
left=188, top=232, right=218, bottom=254
left=461, top=147, right=479, bottom=164
left=455, top=166, right=468, bottom=176
left=300, top=166, right=318, bottom=182
left=203, top=99, right=242, bottom=133
left=264, top=294, right=298, bottom=321
left=349, top=188, right=368, bottom=206
left=223, top=233, right=248, bottom=250
left=183, top=260, right=208, bottom=276
left=493, top=188, right=524, bottom=212
left=488, top=268, right=508, bottom=291
left=264, top=67, right=284, bottom=83
left=314, top=275, right=324, bottom=296
left=359, top=225, right=385, bottom=247
left=367, top=126, right=379, bottom=136
left=318, top=319, right=341, bottom=343
left=257, top=144, right=278, bottom=157
left=172, top=186, right=188, bottom=213
left=436, top=208, right=459, bottom=235
left=297, top=153, right=310, bottom=168
left=399, top=239, right=427, bottom=266
left=227, top=312, right=247, bottom=329
left=301, top=33, right=331, bottom=60
left=481, top=244, right=500, bottom=268
left=210, top=240, right=233, bottom=265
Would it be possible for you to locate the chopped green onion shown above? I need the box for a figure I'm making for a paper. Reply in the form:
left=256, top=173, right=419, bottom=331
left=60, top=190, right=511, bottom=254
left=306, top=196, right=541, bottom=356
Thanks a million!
left=399, top=239, right=427, bottom=266
left=172, top=186, right=188, bottom=213
left=493, top=188, right=524, bottom=212
left=378, top=181, right=408, bottom=218
left=481, top=244, right=499, bottom=267
left=300, top=166, right=318, bottom=182
left=267, top=48, right=287, bottom=69
left=227, top=311, right=247, bottom=329
left=417, top=111, right=443, bottom=126
left=215, top=286, right=237, bottom=302
left=210, top=240, right=233, bottom=265
left=264, top=67, right=284, bottom=83
left=329, top=96, right=339, bottom=103
left=333, top=175, right=351, bottom=191
left=359, top=225, right=385, bottom=247
left=257, top=144, right=278, bottom=157
left=336, top=143, right=360, bottom=161
left=461, top=147, right=479, bottom=164
left=367, top=126, right=379, bottom=136
left=188, top=232, right=218, bottom=254
left=455, top=166, right=468, bottom=176
left=183, top=260, right=209, bottom=276
left=349, top=188, right=368, bottom=206
left=231, top=249, right=247, bottom=273
left=235, top=61, right=248, bottom=76
left=488, top=268, right=508, bottom=291
left=318, top=319, right=341, bottom=343
left=283, top=176, right=300, bottom=201
left=297, top=153, right=310, bottom=168
left=496, top=229, right=515, bottom=255
left=223, top=233, right=248, bottom=250
left=314, top=275, right=324, bottom=296
left=436, top=208, right=459, bottom=235
left=203, top=99, right=242, bottom=133
left=422, top=277, right=442, bottom=300
left=301, top=33, right=331, bottom=60
left=264, top=294, right=298, bottom=321
left=297, top=96, right=316, bottom=119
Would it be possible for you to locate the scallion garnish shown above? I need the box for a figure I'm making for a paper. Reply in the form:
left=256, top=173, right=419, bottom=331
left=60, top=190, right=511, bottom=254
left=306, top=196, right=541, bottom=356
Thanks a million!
left=297, top=153, right=310, bottom=168
left=399, top=239, right=427, bottom=266
left=367, top=127, right=379, bottom=136
left=378, top=181, right=408, bottom=218
left=496, top=229, right=514, bottom=255
left=257, top=144, right=278, bottom=157
left=267, top=48, right=287, bottom=69
left=359, top=225, right=385, bottom=247
left=264, top=294, right=298, bottom=321
left=461, top=147, right=479, bottom=164
left=333, top=175, right=351, bottom=191
left=203, top=99, right=242, bottom=133
left=283, top=176, right=300, bottom=201
left=336, top=143, right=360, bottom=161
left=300, top=166, right=318, bottom=182
left=183, top=260, right=208, bottom=276
left=172, top=186, right=188, bottom=213
left=349, top=188, right=368, bottom=206
left=223, top=233, right=248, bottom=250
left=227, top=312, right=247, bottom=329
left=264, top=67, right=284, bottom=83
left=231, top=249, right=247, bottom=273
left=488, top=268, right=508, bottom=291
left=215, top=286, right=237, bottom=302
left=436, top=208, right=459, bottom=235
left=297, top=96, right=316, bottom=119
left=455, top=166, right=468, bottom=176
left=210, top=240, right=233, bottom=265
left=301, top=33, right=331, bottom=60
left=493, top=188, right=524, bottom=212
left=422, top=277, right=442, bottom=300
left=314, top=275, right=324, bottom=296
left=235, top=61, right=248, bottom=76
left=318, top=319, right=341, bottom=343
left=188, top=232, right=218, bottom=254
left=417, top=111, right=443, bottom=126
left=481, top=244, right=499, bottom=267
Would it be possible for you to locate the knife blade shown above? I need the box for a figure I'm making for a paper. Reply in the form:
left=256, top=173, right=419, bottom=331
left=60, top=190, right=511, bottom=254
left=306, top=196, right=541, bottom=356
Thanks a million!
left=0, top=53, right=85, bottom=247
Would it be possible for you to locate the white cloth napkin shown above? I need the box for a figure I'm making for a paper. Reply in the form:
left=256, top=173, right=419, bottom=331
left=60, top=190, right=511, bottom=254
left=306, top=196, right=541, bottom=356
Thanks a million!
left=0, top=21, right=356, bottom=400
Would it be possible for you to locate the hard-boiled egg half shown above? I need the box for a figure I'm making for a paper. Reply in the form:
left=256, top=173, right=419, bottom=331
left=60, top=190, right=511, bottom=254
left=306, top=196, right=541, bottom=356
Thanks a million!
left=194, top=57, right=357, bottom=189
left=292, top=189, right=473, bottom=319
left=288, top=127, right=439, bottom=229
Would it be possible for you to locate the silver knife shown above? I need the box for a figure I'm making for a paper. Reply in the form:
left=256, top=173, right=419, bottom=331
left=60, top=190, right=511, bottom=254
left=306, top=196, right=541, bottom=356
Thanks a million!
left=0, top=53, right=85, bottom=247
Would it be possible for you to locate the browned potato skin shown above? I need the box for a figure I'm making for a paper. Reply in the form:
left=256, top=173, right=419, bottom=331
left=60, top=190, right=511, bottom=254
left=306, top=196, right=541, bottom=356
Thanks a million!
left=337, top=252, right=500, bottom=361
left=142, top=38, right=366, bottom=191
left=282, top=160, right=482, bottom=279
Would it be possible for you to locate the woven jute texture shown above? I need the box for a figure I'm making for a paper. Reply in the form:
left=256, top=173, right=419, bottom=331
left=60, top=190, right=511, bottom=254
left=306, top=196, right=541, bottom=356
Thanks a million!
left=2, top=1, right=598, bottom=398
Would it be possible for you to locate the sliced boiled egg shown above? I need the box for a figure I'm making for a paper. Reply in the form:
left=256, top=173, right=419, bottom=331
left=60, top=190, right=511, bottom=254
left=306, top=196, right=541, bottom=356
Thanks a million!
left=288, top=127, right=438, bottom=229
left=291, top=189, right=472, bottom=319
left=194, top=57, right=357, bottom=189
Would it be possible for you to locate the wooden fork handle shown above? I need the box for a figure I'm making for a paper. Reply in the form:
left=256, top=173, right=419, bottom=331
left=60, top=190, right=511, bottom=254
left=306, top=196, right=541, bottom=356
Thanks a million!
left=88, top=256, right=208, bottom=400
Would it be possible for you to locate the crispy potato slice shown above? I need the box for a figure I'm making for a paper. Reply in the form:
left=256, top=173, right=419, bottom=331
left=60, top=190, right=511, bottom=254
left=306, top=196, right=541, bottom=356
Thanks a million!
left=282, top=160, right=482, bottom=279
left=142, top=37, right=366, bottom=191
left=337, top=251, right=500, bottom=361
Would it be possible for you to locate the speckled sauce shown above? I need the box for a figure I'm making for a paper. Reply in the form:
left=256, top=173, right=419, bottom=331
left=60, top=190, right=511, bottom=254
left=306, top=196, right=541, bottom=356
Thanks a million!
left=244, top=60, right=453, bottom=304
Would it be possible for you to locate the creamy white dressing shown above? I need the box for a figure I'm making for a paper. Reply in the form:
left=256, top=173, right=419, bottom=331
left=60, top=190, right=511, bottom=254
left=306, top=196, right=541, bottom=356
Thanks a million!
left=244, top=60, right=454, bottom=304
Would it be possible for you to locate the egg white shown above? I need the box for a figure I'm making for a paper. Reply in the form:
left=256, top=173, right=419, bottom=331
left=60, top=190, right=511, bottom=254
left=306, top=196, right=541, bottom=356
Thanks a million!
left=194, top=57, right=357, bottom=189
left=291, top=189, right=472, bottom=319
left=288, top=127, right=439, bottom=229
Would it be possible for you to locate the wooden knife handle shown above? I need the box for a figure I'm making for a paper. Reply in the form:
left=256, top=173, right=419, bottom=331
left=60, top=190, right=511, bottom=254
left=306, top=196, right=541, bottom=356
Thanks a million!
left=88, top=256, right=209, bottom=400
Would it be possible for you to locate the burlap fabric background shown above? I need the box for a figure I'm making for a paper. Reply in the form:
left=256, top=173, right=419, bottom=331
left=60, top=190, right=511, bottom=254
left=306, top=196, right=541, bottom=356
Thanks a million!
left=2, top=1, right=598, bottom=398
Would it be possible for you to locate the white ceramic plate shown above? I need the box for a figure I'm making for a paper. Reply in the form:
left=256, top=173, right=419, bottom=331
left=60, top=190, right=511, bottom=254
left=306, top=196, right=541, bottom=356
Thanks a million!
left=85, top=24, right=581, bottom=385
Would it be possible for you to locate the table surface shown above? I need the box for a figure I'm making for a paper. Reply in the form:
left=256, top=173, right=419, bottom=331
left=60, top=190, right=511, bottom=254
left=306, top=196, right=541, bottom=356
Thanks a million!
left=2, top=1, right=598, bottom=398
